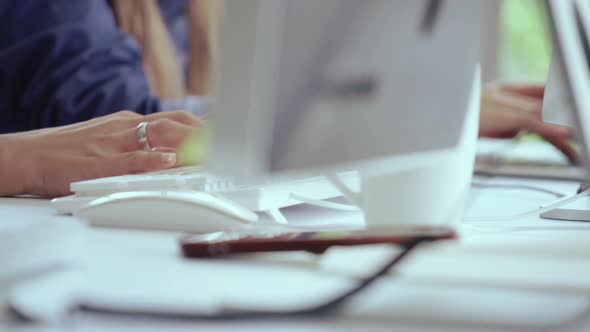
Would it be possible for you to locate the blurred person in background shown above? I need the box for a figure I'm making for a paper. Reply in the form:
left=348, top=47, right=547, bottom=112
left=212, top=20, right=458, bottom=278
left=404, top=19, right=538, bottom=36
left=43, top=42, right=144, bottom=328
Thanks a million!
left=0, top=0, right=219, bottom=134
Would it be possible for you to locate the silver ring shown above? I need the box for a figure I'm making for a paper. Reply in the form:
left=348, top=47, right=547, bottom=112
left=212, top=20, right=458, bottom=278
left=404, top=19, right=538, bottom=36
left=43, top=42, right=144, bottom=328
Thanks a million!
left=136, top=122, right=153, bottom=151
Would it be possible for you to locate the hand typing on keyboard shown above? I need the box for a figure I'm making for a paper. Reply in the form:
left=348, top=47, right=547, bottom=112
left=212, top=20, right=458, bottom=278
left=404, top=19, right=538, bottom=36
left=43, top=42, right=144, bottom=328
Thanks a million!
left=480, top=82, right=579, bottom=164
left=0, top=111, right=203, bottom=198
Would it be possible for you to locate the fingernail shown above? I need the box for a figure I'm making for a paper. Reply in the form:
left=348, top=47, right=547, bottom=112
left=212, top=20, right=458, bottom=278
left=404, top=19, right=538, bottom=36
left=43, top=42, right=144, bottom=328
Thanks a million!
left=161, top=153, right=177, bottom=166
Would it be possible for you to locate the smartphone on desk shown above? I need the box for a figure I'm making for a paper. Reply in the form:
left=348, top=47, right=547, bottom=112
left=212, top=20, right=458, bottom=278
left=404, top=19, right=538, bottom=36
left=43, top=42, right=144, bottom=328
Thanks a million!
left=180, top=226, right=457, bottom=258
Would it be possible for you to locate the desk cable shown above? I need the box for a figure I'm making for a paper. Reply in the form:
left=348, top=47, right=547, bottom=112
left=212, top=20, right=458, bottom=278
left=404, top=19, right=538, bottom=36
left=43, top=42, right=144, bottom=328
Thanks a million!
left=325, top=171, right=585, bottom=223
left=464, top=188, right=590, bottom=223
left=324, top=171, right=581, bottom=223
left=470, top=181, right=568, bottom=198
left=10, top=237, right=439, bottom=322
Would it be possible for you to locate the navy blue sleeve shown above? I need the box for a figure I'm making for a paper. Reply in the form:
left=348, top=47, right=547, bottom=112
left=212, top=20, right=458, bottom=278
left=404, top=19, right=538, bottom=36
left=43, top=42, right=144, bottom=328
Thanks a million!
left=0, top=0, right=162, bottom=133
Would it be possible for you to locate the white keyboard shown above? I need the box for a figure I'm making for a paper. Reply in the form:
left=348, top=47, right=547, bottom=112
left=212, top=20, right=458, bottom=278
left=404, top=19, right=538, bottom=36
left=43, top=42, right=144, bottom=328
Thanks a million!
left=475, top=139, right=585, bottom=181
left=52, top=166, right=359, bottom=223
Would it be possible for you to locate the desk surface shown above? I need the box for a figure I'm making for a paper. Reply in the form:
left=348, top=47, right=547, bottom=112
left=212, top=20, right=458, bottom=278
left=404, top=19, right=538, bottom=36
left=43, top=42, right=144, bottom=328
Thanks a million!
left=3, top=176, right=590, bottom=332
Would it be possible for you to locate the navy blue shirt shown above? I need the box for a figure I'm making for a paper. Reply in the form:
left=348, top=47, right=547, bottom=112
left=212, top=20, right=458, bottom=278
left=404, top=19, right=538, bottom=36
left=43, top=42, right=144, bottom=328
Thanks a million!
left=0, top=0, right=163, bottom=133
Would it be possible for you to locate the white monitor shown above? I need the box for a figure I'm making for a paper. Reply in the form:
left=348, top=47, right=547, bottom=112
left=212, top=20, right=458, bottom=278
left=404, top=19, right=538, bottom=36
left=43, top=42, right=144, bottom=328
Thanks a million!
left=546, top=0, right=590, bottom=172
left=210, top=0, right=483, bottom=226
left=543, top=57, right=575, bottom=127
left=212, top=0, right=483, bottom=176
left=535, top=0, right=590, bottom=223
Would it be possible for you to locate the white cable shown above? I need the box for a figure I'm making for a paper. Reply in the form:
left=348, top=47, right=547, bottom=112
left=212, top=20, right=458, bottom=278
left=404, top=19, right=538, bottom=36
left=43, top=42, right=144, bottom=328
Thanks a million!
left=325, top=173, right=362, bottom=206
left=471, top=181, right=567, bottom=198
left=290, top=194, right=360, bottom=212
left=464, top=189, right=590, bottom=223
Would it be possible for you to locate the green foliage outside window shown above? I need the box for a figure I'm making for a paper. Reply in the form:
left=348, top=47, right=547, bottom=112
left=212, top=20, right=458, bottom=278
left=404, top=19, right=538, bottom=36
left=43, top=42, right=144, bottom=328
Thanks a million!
left=499, top=0, right=552, bottom=82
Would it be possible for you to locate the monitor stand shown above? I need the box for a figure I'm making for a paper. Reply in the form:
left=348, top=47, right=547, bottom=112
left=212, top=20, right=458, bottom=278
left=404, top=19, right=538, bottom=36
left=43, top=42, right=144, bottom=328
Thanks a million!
left=541, top=209, right=590, bottom=222
left=356, top=66, right=480, bottom=228
left=358, top=154, right=473, bottom=227
left=540, top=195, right=590, bottom=222
left=330, top=69, right=480, bottom=228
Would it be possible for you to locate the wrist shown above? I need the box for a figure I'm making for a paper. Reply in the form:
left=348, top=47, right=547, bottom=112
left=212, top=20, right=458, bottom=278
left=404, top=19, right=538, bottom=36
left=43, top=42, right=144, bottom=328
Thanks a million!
left=0, top=134, right=33, bottom=196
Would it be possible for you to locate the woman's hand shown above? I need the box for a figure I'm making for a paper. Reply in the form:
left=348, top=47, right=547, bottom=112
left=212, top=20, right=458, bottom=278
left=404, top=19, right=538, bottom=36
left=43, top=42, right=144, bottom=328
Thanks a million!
left=0, top=111, right=201, bottom=198
left=480, top=82, right=579, bottom=164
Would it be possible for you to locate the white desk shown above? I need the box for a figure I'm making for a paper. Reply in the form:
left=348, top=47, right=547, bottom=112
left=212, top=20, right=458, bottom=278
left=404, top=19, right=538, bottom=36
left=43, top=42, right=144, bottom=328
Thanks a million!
left=3, top=176, right=590, bottom=332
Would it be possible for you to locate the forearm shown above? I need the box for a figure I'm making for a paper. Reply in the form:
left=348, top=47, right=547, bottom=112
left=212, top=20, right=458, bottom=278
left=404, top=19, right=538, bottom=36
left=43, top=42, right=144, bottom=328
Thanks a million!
left=187, top=0, right=220, bottom=95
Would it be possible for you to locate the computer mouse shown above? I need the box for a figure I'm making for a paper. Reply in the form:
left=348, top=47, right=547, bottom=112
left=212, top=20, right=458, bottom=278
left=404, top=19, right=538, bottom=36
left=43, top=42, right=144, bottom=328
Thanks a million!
left=75, top=191, right=259, bottom=233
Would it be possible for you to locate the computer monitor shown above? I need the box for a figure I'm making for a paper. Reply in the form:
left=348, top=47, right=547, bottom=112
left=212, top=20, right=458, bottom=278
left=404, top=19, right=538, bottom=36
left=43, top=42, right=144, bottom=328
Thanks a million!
left=546, top=0, right=590, bottom=171
left=543, top=57, right=575, bottom=127
left=211, top=0, right=483, bottom=225
left=537, top=0, right=590, bottom=222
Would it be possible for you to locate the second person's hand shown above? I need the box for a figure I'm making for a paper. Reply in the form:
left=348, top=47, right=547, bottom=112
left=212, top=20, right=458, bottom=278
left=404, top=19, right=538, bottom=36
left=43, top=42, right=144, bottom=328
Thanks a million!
left=480, top=82, right=579, bottom=164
